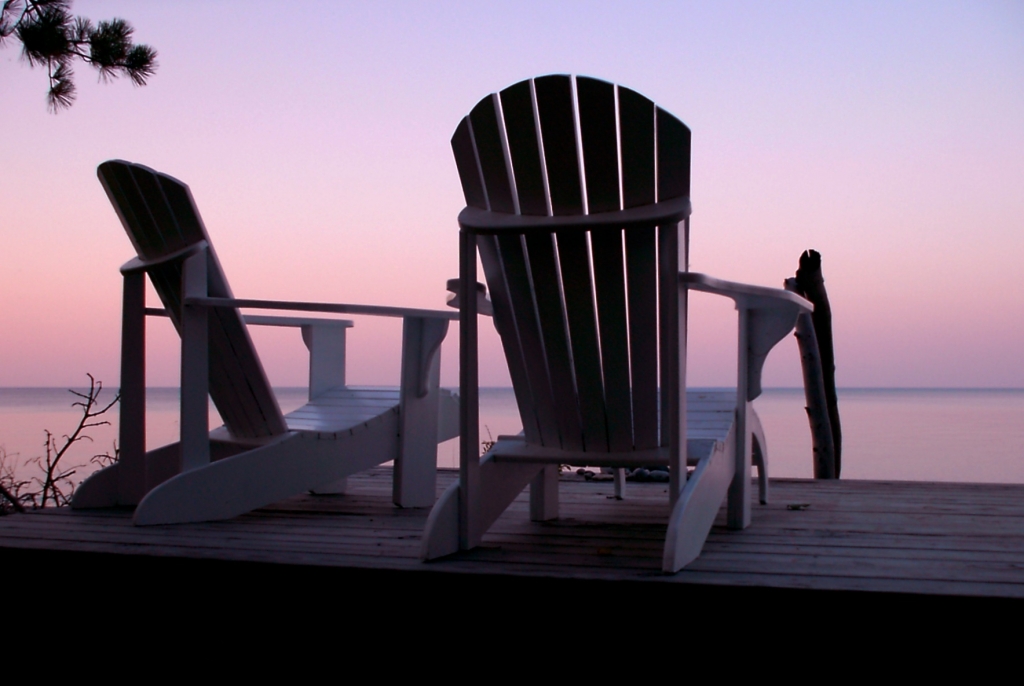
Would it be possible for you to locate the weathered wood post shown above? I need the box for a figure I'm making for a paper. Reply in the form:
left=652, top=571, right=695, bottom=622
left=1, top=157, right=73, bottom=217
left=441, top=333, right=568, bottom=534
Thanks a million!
left=785, top=277, right=835, bottom=478
left=790, top=250, right=842, bottom=478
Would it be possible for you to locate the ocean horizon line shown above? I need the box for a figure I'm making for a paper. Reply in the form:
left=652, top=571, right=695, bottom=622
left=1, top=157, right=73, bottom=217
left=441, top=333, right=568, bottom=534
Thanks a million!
left=1, top=386, right=1022, bottom=393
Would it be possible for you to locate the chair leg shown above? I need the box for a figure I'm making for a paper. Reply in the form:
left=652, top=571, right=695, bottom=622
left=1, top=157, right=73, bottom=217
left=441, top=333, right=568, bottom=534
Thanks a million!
left=312, top=477, right=348, bottom=495
left=395, top=316, right=448, bottom=508
left=422, top=480, right=461, bottom=560
left=614, top=467, right=626, bottom=499
left=423, top=457, right=544, bottom=559
left=752, top=435, right=768, bottom=505
left=663, top=441, right=736, bottom=572
left=748, top=407, right=769, bottom=505
left=529, top=464, right=559, bottom=521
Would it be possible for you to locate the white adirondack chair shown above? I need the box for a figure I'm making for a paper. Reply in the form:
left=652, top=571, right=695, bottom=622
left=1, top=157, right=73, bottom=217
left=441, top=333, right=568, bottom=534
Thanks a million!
left=72, top=160, right=459, bottom=525
left=421, top=75, right=811, bottom=572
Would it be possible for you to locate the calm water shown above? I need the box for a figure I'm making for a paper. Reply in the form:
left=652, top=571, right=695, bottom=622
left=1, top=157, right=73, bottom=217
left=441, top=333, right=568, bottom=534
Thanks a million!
left=1, top=387, right=1022, bottom=485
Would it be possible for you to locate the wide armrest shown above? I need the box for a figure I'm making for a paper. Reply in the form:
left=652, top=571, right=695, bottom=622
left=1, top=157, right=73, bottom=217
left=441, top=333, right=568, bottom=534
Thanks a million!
left=188, top=296, right=452, bottom=400
left=120, top=241, right=208, bottom=274
left=185, top=296, right=458, bottom=321
left=241, top=316, right=354, bottom=397
left=680, top=272, right=812, bottom=400
left=681, top=272, right=812, bottom=313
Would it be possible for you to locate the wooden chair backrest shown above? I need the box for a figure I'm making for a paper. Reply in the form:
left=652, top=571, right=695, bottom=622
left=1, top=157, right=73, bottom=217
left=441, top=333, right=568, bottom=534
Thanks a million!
left=451, top=75, right=691, bottom=453
left=98, top=160, right=287, bottom=439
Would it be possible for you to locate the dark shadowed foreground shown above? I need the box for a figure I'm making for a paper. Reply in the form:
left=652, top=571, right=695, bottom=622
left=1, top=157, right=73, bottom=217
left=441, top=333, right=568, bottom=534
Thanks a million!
left=2, top=468, right=1022, bottom=628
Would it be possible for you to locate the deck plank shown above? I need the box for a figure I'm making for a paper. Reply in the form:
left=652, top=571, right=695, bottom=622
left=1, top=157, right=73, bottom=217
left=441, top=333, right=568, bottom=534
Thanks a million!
left=2, top=468, right=1023, bottom=601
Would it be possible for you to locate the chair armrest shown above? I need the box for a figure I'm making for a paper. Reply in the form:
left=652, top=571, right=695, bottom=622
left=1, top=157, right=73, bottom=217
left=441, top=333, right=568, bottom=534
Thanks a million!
left=120, top=241, right=208, bottom=274
left=189, top=297, right=453, bottom=401
left=244, top=316, right=354, bottom=398
left=243, top=315, right=353, bottom=329
left=680, top=272, right=813, bottom=400
left=681, top=272, right=812, bottom=313
left=445, top=278, right=494, bottom=316
left=186, top=296, right=458, bottom=321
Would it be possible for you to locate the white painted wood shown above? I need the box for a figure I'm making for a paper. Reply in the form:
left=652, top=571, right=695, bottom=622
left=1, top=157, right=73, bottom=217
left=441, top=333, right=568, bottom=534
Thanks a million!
left=421, top=480, right=460, bottom=560
left=626, top=228, right=659, bottom=450
left=135, top=410, right=403, bottom=525
left=424, top=77, right=806, bottom=571
left=681, top=272, right=812, bottom=401
left=527, top=233, right=584, bottom=450
left=188, top=296, right=458, bottom=321
left=284, top=388, right=401, bottom=431
left=729, top=308, right=752, bottom=529
left=179, top=249, right=211, bottom=473
left=117, top=241, right=207, bottom=274
left=674, top=235, right=689, bottom=507
left=445, top=278, right=494, bottom=317
left=659, top=222, right=683, bottom=508
left=748, top=408, right=769, bottom=504
left=245, top=315, right=354, bottom=399
left=394, top=317, right=449, bottom=507
left=485, top=237, right=557, bottom=444
left=679, top=274, right=810, bottom=528
left=74, top=160, right=460, bottom=525
left=477, top=235, right=544, bottom=444
left=529, top=464, right=559, bottom=521
left=243, top=315, right=354, bottom=329
left=590, top=231, right=633, bottom=453
left=458, top=228, right=482, bottom=548
left=304, top=325, right=348, bottom=400
left=117, top=270, right=147, bottom=505
left=487, top=437, right=670, bottom=466
left=457, top=194, right=691, bottom=233
left=663, top=428, right=736, bottom=572
left=311, top=477, right=348, bottom=495
left=477, top=458, right=545, bottom=542
left=68, top=458, right=120, bottom=508
left=437, top=390, right=460, bottom=443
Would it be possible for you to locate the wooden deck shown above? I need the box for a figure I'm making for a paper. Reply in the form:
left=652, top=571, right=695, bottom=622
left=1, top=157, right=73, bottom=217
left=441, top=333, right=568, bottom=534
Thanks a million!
left=3, top=468, right=1023, bottom=617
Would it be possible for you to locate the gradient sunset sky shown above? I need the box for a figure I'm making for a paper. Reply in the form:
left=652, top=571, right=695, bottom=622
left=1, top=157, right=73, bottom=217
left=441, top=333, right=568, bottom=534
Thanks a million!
left=2, top=0, right=1022, bottom=389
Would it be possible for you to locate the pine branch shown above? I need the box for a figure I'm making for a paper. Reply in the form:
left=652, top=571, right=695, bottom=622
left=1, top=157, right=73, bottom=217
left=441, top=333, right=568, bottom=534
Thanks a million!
left=4, top=0, right=157, bottom=111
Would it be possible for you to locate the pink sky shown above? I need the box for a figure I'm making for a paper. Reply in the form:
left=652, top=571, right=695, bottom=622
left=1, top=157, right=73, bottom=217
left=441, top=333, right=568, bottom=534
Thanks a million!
left=2, top=0, right=1022, bottom=389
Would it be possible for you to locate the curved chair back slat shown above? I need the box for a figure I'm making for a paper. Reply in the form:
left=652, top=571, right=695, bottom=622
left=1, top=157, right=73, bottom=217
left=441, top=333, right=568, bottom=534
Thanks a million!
left=98, top=160, right=287, bottom=440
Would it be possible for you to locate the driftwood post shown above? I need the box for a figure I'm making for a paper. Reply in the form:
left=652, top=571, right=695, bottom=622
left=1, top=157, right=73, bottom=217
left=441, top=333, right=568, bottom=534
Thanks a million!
left=790, top=250, right=842, bottom=478
left=785, top=277, right=835, bottom=478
